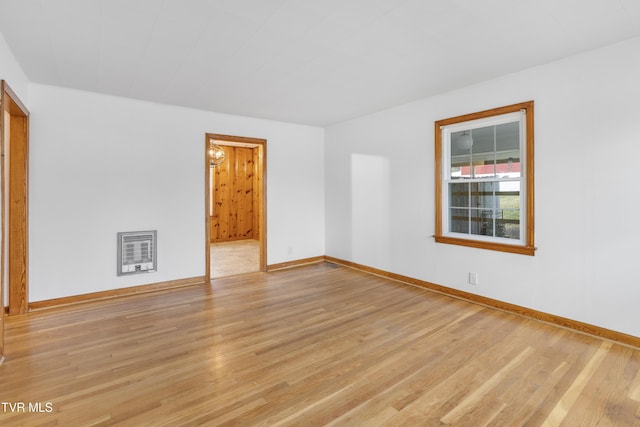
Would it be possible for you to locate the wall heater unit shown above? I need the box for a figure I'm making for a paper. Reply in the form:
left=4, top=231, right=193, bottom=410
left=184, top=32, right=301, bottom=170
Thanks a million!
left=117, top=230, right=157, bottom=276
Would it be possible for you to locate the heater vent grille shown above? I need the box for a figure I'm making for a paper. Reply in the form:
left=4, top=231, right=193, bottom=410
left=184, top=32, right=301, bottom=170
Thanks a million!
left=117, top=230, right=157, bottom=276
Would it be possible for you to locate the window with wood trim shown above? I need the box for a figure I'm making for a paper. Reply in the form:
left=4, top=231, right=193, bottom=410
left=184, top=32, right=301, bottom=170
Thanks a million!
left=435, top=101, right=535, bottom=255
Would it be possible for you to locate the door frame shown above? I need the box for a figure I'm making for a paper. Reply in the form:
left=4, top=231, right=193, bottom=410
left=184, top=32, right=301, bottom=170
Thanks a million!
left=204, top=133, right=266, bottom=282
left=1, top=80, right=29, bottom=318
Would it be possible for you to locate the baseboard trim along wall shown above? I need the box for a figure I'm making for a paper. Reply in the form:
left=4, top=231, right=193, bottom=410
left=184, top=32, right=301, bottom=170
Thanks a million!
left=324, top=256, right=640, bottom=349
left=28, top=276, right=207, bottom=311
left=267, top=256, right=325, bottom=271
left=14, top=256, right=640, bottom=349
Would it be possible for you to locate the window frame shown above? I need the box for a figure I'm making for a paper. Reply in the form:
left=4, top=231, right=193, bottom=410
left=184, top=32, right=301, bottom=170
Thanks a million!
left=434, top=101, right=535, bottom=256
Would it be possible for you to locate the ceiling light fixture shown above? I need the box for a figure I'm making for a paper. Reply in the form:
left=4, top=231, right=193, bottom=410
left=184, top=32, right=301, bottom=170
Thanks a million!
left=209, top=144, right=226, bottom=167
left=457, top=131, right=474, bottom=150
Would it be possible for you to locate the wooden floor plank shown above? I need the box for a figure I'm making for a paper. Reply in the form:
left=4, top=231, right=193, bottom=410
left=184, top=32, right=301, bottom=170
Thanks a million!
left=440, top=346, right=535, bottom=424
left=541, top=341, right=612, bottom=426
left=1, top=263, right=640, bottom=425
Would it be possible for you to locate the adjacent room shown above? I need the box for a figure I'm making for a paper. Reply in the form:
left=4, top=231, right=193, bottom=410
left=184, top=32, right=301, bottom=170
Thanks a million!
left=1, top=1, right=640, bottom=425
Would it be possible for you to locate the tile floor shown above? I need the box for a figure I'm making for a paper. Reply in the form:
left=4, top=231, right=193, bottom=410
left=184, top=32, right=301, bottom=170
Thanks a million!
left=211, top=239, right=260, bottom=277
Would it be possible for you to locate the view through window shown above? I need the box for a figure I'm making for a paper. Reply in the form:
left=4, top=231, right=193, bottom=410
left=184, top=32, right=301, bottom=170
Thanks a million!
left=435, top=101, right=535, bottom=255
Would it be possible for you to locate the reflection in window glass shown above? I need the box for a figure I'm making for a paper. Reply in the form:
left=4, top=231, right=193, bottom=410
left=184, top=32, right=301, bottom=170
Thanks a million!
left=450, top=122, right=521, bottom=181
left=470, top=209, right=495, bottom=237
left=449, top=182, right=469, bottom=208
left=449, top=208, right=469, bottom=234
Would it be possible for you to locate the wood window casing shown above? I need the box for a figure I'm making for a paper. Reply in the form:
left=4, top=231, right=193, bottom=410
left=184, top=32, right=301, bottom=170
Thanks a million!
left=435, top=101, right=535, bottom=256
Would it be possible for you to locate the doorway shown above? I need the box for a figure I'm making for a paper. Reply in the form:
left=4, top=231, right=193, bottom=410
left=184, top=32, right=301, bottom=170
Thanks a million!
left=1, top=81, right=30, bottom=363
left=204, top=134, right=266, bottom=281
left=1, top=81, right=29, bottom=316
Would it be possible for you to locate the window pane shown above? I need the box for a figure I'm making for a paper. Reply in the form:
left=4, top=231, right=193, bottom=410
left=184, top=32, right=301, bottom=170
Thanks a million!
left=495, top=122, right=520, bottom=178
left=449, top=208, right=469, bottom=233
left=471, top=182, right=496, bottom=210
left=497, top=181, right=520, bottom=239
left=497, top=182, right=520, bottom=220
left=497, top=181, right=520, bottom=211
left=450, top=130, right=471, bottom=179
left=472, top=162, right=493, bottom=178
left=498, top=211, right=520, bottom=240
left=449, top=182, right=469, bottom=208
left=469, top=126, right=495, bottom=178
left=469, top=209, right=494, bottom=237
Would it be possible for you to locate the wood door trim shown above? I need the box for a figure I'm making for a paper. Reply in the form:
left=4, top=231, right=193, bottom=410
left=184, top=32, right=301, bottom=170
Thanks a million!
left=204, top=135, right=211, bottom=282
left=205, top=133, right=267, bottom=281
left=2, top=82, right=29, bottom=117
left=1, top=80, right=30, bottom=318
left=209, top=134, right=266, bottom=145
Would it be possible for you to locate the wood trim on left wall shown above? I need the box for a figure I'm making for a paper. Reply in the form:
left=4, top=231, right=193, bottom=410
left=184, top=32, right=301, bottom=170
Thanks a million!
left=1, top=80, right=30, bottom=323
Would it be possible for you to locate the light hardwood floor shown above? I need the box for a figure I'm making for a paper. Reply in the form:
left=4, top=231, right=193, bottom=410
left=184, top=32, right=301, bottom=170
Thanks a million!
left=211, top=239, right=260, bottom=277
left=1, top=263, right=640, bottom=426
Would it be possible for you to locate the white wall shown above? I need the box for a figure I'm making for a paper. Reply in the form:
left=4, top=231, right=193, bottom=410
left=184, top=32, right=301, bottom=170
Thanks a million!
left=325, top=36, right=640, bottom=337
left=0, top=30, right=29, bottom=103
left=1, top=30, right=30, bottom=308
left=29, top=84, right=325, bottom=301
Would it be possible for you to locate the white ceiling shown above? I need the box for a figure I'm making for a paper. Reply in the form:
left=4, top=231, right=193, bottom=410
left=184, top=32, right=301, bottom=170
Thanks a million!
left=1, top=0, right=640, bottom=126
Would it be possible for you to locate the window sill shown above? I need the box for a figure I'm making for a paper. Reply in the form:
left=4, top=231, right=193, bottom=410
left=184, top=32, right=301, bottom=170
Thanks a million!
left=435, top=235, right=535, bottom=256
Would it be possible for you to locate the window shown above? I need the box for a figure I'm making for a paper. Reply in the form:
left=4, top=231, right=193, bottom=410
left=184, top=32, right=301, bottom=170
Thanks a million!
left=435, top=101, right=535, bottom=255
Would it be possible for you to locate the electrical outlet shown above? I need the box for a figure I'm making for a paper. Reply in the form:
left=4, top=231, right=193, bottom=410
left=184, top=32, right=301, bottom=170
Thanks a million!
left=468, top=272, right=479, bottom=285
